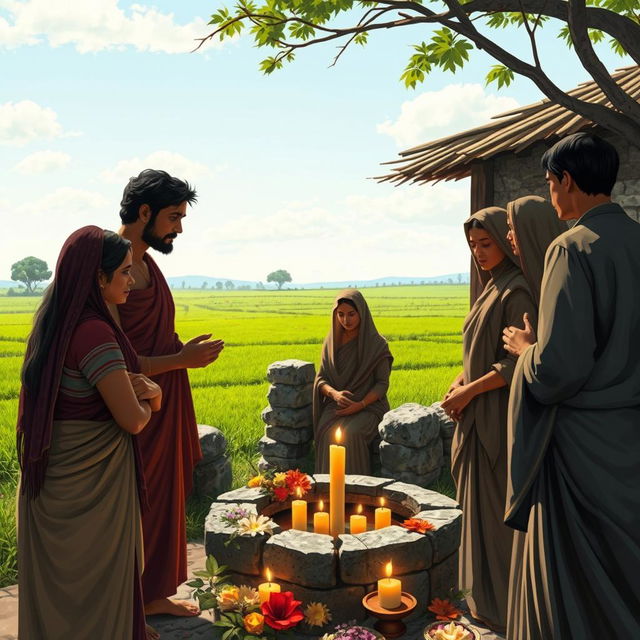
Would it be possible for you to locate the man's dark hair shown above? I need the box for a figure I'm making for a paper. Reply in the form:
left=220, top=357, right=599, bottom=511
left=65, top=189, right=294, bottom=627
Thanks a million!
left=541, top=132, right=619, bottom=196
left=119, top=169, right=197, bottom=224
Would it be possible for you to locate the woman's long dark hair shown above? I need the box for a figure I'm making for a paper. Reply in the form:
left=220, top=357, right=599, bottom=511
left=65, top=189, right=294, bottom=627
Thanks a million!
left=21, top=230, right=131, bottom=395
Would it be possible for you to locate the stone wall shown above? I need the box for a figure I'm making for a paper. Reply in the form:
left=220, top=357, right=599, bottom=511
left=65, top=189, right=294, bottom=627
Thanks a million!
left=192, top=425, right=233, bottom=498
left=492, top=132, right=640, bottom=222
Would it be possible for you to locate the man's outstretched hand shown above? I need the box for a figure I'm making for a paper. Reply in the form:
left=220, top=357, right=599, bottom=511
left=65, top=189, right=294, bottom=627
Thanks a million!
left=502, top=312, right=535, bottom=356
left=180, top=334, right=224, bottom=368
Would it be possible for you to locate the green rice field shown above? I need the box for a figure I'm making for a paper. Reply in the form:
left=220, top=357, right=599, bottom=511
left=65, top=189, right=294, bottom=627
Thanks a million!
left=0, top=285, right=468, bottom=587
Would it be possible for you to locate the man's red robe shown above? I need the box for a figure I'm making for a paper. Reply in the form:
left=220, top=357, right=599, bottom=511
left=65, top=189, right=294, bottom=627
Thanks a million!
left=118, top=254, right=202, bottom=602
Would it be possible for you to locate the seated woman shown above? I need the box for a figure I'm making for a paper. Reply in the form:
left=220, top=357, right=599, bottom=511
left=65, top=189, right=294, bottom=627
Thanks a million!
left=17, top=226, right=161, bottom=640
left=441, top=207, right=536, bottom=633
left=313, top=289, right=393, bottom=474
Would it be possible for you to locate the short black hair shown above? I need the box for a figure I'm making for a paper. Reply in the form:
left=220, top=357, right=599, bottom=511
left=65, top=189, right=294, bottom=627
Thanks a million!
left=337, top=298, right=357, bottom=311
left=119, top=169, right=197, bottom=224
left=541, top=132, right=619, bottom=196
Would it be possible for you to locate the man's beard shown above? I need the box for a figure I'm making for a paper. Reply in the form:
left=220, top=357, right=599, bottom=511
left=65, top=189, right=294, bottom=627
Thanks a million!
left=142, top=221, right=176, bottom=255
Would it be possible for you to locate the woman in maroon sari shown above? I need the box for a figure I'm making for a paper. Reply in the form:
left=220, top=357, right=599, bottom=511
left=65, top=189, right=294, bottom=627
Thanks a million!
left=17, top=226, right=161, bottom=639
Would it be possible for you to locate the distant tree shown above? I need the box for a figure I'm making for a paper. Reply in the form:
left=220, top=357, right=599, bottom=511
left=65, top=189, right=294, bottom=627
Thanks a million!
left=421, top=280, right=425, bottom=285
left=448, top=278, right=454, bottom=284
left=457, top=273, right=462, bottom=283
left=216, top=281, right=223, bottom=290
left=266, top=269, right=292, bottom=290
left=225, top=280, right=235, bottom=290
left=181, top=280, right=186, bottom=289
left=256, top=281, right=265, bottom=290
left=201, top=281, right=208, bottom=289
left=375, top=282, right=379, bottom=287
left=10, top=257, right=51, bottom=293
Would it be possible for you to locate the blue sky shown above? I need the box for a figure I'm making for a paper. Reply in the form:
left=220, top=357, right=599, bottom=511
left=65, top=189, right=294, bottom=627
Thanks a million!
left=0, top=0, right=632, bottom=282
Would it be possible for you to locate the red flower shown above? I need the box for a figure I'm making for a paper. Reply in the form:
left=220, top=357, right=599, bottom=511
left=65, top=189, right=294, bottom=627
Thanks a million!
left=273, top=486, right=290, bottom=502
left=402, top=518, right=436, bottom=534
left=285, top=469, right=312, bottom=496
left=428, top=597, right=462, bottom=621
left=261, top=591, right=304, bottom=630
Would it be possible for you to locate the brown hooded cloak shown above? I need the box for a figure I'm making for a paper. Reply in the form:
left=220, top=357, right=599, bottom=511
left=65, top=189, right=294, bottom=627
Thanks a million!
left=452, top=207, right=536, bottom=631
left=313, top=289, right=393, bottom=474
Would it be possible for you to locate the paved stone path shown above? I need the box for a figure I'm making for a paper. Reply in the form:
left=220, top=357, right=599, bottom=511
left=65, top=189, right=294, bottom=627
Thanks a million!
left=0, top=543, right=505, bottom=640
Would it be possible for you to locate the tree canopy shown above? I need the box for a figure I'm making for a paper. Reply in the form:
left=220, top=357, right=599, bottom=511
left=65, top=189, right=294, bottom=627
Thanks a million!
left=10, top=257, right=51, bottom=293
left=266, top=269, right=293, bottom=289
left=200, top=0, right=640, bottom=147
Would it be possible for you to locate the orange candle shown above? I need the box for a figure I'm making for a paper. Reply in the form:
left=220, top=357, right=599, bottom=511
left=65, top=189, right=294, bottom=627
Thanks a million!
left=329, top=427, right=345, bottom=537
left=258, top=568, right=281, bottom=604
left=314, top=499, right=330, bottom=535
left=350, top=504, right=367, bottom=534
left=375, top=497, right=392, bottom=529
left=291, top=487, right=307, bottom=531
left=378, top=561, right=402, bottom=609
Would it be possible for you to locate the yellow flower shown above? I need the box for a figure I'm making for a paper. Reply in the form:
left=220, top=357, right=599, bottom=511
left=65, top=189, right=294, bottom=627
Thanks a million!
left=217, top=586, right=240, bottom=611
left=244, top=612, right=264, bottom=634
left=248, top=475, right=264, bottom=488
left=237, top=514, right=276, bottom=537
left=237, top=585, right=261, bottom=608
left=304, top=601, right=332, bottom=627
left=273, top=472, right=287, bottom=487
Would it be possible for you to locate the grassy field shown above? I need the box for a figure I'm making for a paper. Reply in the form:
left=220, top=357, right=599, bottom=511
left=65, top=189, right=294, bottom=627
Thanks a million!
left=0, top=285, right=468, bottom=587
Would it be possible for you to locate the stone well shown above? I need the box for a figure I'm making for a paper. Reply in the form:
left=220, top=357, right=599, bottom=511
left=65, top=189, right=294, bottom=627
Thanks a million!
left=205, top=475, right=461, bottom=634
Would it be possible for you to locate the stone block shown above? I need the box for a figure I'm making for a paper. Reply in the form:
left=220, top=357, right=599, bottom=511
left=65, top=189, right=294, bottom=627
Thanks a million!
left=258, top=455, right=310, bottom=473
left=267, top=360, right=316, bottom=386
left=197, top=424, right=228, bottom=461
left=391, top=570, right=430, bottom=619
left=259, top=435, right=310, bottom=459
left=193, top=455, right=232, bottom=498
left=429, top=551, right=459, bottom=600
left=264, top=530, right=337, bottom=588
left=216, top=487, right=271, bottom=511
left=338, top=526, right=432, bottom=583
left=267, top=382, right=313, bottom=409
left=415, top=509, right=462, bottom=564
left=382, top=482, right=458, bottom=511
left=204, top=502, right=278, bottom=575
left=312, top=473, right=394, bottom=498
left=262, top=404, right=313, bottom=428
left=265, top=424, right=313, bottom=445
left=379, top=439, right=443, bottom=475
left=378, top=403, right=441, bottom=448
left=380, top=467, right=441, bottom=489
left=429, top=402, right=456, bottom=440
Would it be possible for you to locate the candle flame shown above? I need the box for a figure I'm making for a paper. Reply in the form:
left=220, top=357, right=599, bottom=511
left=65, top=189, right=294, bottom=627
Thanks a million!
left=335, top=427, right=343, bottom=444
left=357, top=504, right=363, bottom=514
left=265, top=568, right=272, bottom=582
left=319, top=500, right=324, bottom=511
left=385, top=561, right=393, bottom=578
left=379, top=497, right=386, bottom=507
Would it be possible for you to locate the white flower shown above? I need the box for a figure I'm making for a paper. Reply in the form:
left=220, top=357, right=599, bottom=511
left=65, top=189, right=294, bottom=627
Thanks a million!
left=236, top=514, right=275, bottom=536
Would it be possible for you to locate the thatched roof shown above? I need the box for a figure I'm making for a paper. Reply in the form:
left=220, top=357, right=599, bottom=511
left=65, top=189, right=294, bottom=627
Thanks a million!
left=379, top=65, right=640, bottom=185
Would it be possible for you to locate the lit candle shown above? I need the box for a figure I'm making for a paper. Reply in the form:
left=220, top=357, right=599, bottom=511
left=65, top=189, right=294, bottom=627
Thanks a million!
left=314, top=499, right=330, bottom=535
left=258, top=568, right=281, bottom=604
left=375, top=497, right=392, bottom=529
left=350, top=503, right=367, bottom=534
left=378, top=561, right=402, bottom=609
left=291, top=487, right=307, bottom=531
left=329, top=427, right=345, bottom=537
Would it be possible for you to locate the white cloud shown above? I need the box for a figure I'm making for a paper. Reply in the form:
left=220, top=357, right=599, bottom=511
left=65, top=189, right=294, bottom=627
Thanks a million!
left=101, top=151, right=215, bottom=184
left=17, top=187, right=109, bottom=219
left=0, top=0, right=222, bottom=54
left=0, top=100, right=76, bottom=146
left=14, top=150, right=71, bottom=174
left=377, top=83, right=520, bottom=148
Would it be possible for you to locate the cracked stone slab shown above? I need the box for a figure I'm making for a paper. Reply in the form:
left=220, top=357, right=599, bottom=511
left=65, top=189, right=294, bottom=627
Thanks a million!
left=415, top=509, right=462, bottom=564
left=429, top=401, right=456, bottom=439
left=338, top=525, right=432, bottom=584
left=265, top=424, right=313, bottom=445
left=262, top=404, right=313, bottom=428
left=267, top=382, right=313, bottom=409
left=379, top=439, right=443, bottom=475
left=266, top=360, right=316, bottom=386
left=197, top=424, right=228, bottom=460
left=258, top=454, right=310, bottom=472
left=378, top=403, right=442, bottom=448
left=259, top=435, right=310, bottom=459
left=215, top=487, right=271, bottom=511
left=264, top=530, right=337, bottom=588
left=380, top=467, right=442, bottom=489
left=204, top=502, right=279, bottom=575
left=382, top=482, right=458, bottom=512
left=312, top=474, right=394, bottom=497
left=193, top=455, right=232, bottom=499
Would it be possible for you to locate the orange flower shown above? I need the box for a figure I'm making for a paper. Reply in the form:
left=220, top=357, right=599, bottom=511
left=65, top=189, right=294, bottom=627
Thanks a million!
left=285, top=469, right=312, bottom=496
left=402, top=518, right=436, bottom=534
left=428, top=597, right=462, bottom=621
left=243, top=612, right=264, bottom=634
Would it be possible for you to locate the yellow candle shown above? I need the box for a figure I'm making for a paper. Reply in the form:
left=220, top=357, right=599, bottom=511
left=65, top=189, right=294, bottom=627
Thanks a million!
left=375, top=497, right=392, bottom=529
left=378, top=561, right=402, bottom=609
left=314, top=499, right=330, bottom=535
left=350, top=504, right=367, bottom=534
left=291, top=487, right=307, bottom=531
left=258, top=568, right=281, bottom=604
left=329, top=427, right=345, bottom=537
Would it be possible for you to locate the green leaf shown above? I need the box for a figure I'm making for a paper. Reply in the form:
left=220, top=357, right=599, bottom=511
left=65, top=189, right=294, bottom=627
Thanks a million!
left=609, top=36, right=628, bottom=57
left=354, top=31, right=368, bottom=46
left=206, top=555, right=219, bottom=575
left=186, top=578, right=205, bottom=588
left=558, top=25, right=574, bottom=49
left=588, top=28, right=605, bottom=44
left=485, top=64, right=515, bottom=89
left=193, top=569, right=212, bottom=578
left=259, top=56, right=285, bottom=74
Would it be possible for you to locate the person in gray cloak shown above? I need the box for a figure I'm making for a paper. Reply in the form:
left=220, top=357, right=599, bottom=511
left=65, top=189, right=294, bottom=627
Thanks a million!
left=502, top=132, right=640, bottom=639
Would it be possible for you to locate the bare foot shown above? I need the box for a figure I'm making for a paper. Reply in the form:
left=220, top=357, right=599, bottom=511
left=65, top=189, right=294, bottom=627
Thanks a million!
left=146, top=624, right=160, bottom=640
left=145, top=598, right=200, bottom=617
